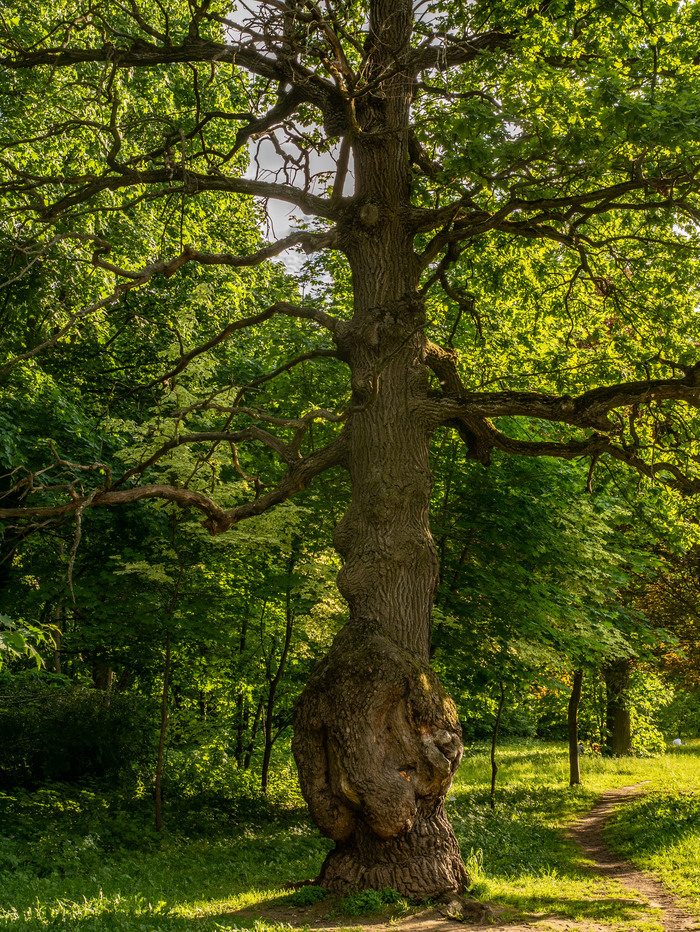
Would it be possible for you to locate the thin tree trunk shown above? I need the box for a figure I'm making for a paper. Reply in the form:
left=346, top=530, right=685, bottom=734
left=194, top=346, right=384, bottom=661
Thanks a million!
left=155, top=628, right=171, bottom=833
left=155, top=529, right=184, bottom=833
left=490, top=683, right=506, bottom=810
left=568, top=669, right=584, bottom=785
left=235, top=691, right=248, bottom=767
left=198, top=645, right=207, bottom=719
left=92, top=656, right=113, bottom=691
left=243, top=697, right=265, bottom=770
left=52, top=604, right=62, bottom=674
left=114, top=668, right=131, bottom=693
left=261, top=552, right=296, bottom=793
left=234, top=612, right=250, bottom=766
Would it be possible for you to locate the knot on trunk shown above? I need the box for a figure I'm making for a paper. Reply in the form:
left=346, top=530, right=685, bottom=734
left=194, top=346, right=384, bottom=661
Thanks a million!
left=359, top=202, right=380, bottom=227
left=292, top=624, right=462, bottom=844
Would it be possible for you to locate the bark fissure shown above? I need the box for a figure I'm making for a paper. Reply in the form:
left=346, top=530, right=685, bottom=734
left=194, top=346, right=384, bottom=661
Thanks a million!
left=292, top=2, right=467, bottom=892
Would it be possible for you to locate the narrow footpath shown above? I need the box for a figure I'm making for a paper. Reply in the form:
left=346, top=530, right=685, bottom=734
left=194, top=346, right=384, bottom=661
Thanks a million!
left=565, top=783, right=699, bottom=932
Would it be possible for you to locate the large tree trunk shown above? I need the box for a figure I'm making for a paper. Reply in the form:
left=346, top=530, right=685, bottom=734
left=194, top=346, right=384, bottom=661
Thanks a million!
left=292, top=320, right=466, bottom=894
left=293, top=3, right=466, bottom=895
left=605, top=659, right=632, bottom=756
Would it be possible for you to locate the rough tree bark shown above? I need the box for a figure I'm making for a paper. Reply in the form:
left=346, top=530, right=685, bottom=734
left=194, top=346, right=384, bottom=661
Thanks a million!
left=291, top=0, right=467, bottom=897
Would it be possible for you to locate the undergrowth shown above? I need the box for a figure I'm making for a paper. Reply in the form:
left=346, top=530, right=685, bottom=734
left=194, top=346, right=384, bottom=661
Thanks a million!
left=0, top=741, right=698, bottom=930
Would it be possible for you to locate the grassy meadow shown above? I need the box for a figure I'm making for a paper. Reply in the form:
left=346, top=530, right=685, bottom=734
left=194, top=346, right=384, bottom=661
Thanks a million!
left=0, top=741, right=698, bottom=931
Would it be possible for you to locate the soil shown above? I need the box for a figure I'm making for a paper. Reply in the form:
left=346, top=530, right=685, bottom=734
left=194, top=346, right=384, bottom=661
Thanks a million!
left=226, top=784, right=700, bottom=931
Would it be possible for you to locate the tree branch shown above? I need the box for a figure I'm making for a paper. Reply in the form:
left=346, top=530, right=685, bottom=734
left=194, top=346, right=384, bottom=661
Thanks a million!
left=0, top=436, right=347, bottom=535
left=409, top=30, right=513, bottom=75
left=425, top=342, right=700, bottom=432
left=135, top=301, right=339, bottom=392
left=486, top=425, right=700, bottom=495
left=0, top=239, right=339, bottom=381
left=435, top=371, right=700, bottom=432
left=33, top=167, right=340, bottom=222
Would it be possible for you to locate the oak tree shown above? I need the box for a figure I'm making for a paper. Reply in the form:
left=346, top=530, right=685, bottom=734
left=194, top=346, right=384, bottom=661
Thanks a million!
left=1, top=0, right=700, bottom=897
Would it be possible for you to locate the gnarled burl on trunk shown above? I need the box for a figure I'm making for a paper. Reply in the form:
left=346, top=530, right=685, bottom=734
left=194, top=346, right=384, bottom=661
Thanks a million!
left=293, top=625, right=465, bottom=896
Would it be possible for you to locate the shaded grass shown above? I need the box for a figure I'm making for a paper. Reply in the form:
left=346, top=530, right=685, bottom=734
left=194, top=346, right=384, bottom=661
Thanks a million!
left=0, top=741, right=698, bottom=930
left=0, top=782, right=332, bottom=931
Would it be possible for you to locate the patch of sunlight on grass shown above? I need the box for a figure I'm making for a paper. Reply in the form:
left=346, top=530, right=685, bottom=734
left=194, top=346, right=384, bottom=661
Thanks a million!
left=604, top=778, right=700, bottom=918
left=474, top=868, right=656, bottom=925
left=173, top=887, right=292, bottom=918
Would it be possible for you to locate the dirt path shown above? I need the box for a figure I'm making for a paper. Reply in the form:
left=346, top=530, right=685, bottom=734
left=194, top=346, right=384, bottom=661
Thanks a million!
left=228, top=784, right=699, bottom=931
left=565, top=782, right=699, bottom=932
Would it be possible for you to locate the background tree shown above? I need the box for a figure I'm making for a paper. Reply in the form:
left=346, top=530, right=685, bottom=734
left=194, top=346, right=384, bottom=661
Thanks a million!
left=1, top=0, right=700, bottom=898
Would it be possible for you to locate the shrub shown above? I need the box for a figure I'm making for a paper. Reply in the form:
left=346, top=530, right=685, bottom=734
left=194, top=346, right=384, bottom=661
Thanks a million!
left=289, top=884, right=329, bottom=906
left=0, top=672, right=154, bottom=789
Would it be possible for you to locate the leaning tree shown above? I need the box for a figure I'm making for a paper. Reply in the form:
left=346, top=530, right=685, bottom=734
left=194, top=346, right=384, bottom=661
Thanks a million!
left=1, top=0, right=700, bottom=897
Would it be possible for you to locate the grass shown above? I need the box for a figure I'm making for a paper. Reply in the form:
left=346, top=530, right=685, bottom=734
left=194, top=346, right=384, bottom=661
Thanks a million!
left=602, top=747, right=700, bottom=908
left=448, top=740, right=700, bottom=923
left=0, top=741, right=698, bottom=930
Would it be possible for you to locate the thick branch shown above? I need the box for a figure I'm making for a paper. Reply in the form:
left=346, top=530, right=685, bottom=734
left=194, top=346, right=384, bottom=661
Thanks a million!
left=412, top=178, right=692, bottom=248
left=437, top=376, right=700, bottom=431
left=425, top=341, right=700, bottom=488
left=0, top=436, right=347, bottom=535
left=0, top=38, right=282, bottom=74
left=409, top=30, right=512, bottom=75
left=96, top=231, right=340, bottom=281
left=35, top=167, right=339, bottom=222
left=425, top=343, right=700, bottom=432
left=0, top=484, right=231, bottom=528
left=0, top=37, right=342, bottom=117
left=485, top=426, right=700, bottom=495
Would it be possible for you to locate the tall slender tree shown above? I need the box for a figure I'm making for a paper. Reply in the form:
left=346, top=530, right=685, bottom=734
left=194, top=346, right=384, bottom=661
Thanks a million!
left=1, top=0, right=700, bottom=897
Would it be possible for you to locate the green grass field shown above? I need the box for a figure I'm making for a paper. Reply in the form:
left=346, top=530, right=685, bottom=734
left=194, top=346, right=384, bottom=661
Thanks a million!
left=0, top=741, right=698, bottom=931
